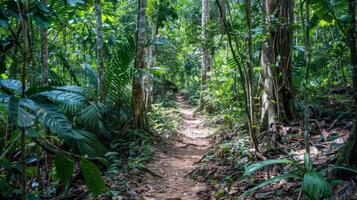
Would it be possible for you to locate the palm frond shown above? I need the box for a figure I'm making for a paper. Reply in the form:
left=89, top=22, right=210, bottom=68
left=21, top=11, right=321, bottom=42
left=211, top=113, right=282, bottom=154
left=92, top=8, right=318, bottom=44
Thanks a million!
left=0, top=104, right=7, bottom=129
left=106, top=37, right=135, bottom=100
left=38, top=90, right=86, bottom=113
left=49, top=69, right=65, bottom=86
left=0, top=79, right=23, bottom=94
left=77, top=102, right=109, bottom=130
left=70, top=129, right=108, bottom=158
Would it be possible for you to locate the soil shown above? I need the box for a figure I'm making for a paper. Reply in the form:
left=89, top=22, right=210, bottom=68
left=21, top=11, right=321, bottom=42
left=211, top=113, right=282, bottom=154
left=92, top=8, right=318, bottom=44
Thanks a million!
left=139, top=93, right=213, bottom=200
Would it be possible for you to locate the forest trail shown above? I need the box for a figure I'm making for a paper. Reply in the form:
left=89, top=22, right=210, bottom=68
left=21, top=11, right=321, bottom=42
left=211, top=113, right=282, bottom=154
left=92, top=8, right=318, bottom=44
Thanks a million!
left=140, top=93, right=212, bottom=200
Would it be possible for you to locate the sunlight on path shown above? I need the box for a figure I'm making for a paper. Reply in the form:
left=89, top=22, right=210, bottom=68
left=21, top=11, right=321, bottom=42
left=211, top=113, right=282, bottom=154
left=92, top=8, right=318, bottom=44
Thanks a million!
left=140, top=93, right=213, bottom=200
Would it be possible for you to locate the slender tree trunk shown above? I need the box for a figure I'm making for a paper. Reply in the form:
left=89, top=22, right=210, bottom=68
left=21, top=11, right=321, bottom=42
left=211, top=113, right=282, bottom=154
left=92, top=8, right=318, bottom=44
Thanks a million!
left=17, top=0, right=28, bottom=198
left=217, top=0, right=259, bottom=152
left=40, top=0, right=49, bottom=86
left=340, top=0, right=357, bottom=166
left=304, top=0, right=311, bottom=154
left=39, top=0, right=51, bottom=186
left=200, top=0, right=210, bottom=110
left=132, top=0, right=147, bottom=129
left=245, top=0, right=259, bottom=151
left=260, top=0, right=278, bottom=130
left=146, top=13, right=158, bottom=111
left=62, top=0, right=67, bottom=78
left=95, top=0, right=105, bottom=102
left=148, top=16, right=158, bottom=70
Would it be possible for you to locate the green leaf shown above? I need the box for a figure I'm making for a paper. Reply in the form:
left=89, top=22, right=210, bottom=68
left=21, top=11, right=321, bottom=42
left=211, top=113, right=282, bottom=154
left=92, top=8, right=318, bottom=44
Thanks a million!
left=0, top=19, right=8, bottom=28
left=79, top=159, right=105, bottom=196
left=302, top=172, right=332, bottom=200
left=244, top=159, right=293, bottom=176
left=328, top=166, right=357, bottom=174
left=34, top=15, right=50, bottom=29
left=0, top=79, right=22, bottom=94
left=35, top=1, right=50, bottom=13
left=8, top=96, right=19, bottom=126
left=304, top=152, right=313, bottom=172
left=54, top=153, right=74, bottom=186
left=26, top=128, right=39, bottom=138
left=67, top=0, right=85, bottom=6
left=239, top=173, right=299, bottom=198
left=35, top=103, right=74, bottom=138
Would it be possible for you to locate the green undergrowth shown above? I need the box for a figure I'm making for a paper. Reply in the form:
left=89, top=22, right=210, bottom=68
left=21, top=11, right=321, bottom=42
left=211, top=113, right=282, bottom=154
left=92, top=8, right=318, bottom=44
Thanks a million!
left=190, top=121, right=257, bottom=199
left=103, top=91, right=181, bottom=198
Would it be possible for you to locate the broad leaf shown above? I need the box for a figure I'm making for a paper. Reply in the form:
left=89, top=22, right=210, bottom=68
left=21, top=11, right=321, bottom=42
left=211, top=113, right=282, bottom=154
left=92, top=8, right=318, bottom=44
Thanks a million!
left=244, top=159, right=293, bottom=176
left=54, top=153, right=74, bottom=186
left=79, top=159, right=105, bottom=196
left=302, top=172, right=332, bottom=200
left=0, top=79, right=22, bottom=94
left=239, top=173, right=299, bottom=198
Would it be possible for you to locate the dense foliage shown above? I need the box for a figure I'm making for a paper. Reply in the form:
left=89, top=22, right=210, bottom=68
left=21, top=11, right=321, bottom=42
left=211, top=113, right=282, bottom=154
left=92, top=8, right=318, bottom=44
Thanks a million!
left=0, top=0, right=356, bottom=199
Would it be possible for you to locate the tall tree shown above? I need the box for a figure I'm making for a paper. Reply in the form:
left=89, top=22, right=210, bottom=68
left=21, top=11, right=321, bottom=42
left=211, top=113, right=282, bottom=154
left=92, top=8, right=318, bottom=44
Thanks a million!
left=260, top=0, right=295, bottom=129
left=40, top=1, right=48, bottom=86
left=245, top=0, right=259, bottom=151
left=95, top=0, right=105, bottom=102
left=303, top=0, right=311, bottom=154
left=260, top=0, right=278, bottom=129
left=276, top=0, right=295, bottom=120
left=16, top=0, right=29, bottom=198
left=132, top=0, right=147, bottom=129
left=200, top=0, right=210, bottom=110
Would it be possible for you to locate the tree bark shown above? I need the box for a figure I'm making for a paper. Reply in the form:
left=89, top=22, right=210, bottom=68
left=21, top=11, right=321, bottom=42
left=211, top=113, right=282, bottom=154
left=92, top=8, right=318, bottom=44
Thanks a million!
left=95, top=0, right=105, bottom=102
left=40, top=0, right=48, bottom=86
left=146, top=11, right=158, bottom=111
left=245, top=0, right=259, bottom=151
left=260, top=0, right=278, bottom=130
left=200, top=0, right=210, bottom=110
left=276, top=0, right=295, bottom=120
left=16, top=0, right=29, bottom=198
left=303, top=0, right=311, bottom=154
left=132, top=0, right=147, bottom=129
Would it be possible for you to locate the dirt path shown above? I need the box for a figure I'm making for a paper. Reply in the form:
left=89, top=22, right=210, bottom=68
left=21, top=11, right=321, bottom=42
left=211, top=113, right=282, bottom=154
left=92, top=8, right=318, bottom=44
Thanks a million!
left=140, top=93, right=212, bottom=200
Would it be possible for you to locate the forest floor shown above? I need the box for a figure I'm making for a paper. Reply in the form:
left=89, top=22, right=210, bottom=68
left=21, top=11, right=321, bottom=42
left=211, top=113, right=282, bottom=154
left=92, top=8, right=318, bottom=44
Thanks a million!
left=138, top=93, right=213, bottom=200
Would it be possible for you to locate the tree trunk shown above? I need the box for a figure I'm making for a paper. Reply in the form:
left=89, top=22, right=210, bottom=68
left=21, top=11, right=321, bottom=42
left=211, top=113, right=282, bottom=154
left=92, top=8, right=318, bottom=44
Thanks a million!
left=340, top=0, right=357, bottom=166
left=200, top=0, right=210, bottom=110
left=304, top=0, right=311, bottom=154
left=216, top=0, right=259, bottom=152
left=132, top=0, right=147, bottom=129
left=40, top=0, right=48, bottom=86
left=246, top=0, right=259, bottom=151
left=146, top=13, right=158, bottom=111
left=260, top=0, right=278, bottom=130
left=95, top=0, right=105, bottom=102
left=16, top=0, right=29, bottom=198
left=276, top=0, right=295, bottom=121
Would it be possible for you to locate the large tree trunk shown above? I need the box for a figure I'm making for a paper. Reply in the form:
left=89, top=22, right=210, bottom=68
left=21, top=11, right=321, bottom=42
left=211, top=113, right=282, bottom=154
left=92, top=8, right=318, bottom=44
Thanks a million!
left=260, top=0, right=278, bottom=130
left=132, top=0, right=147, bottom=129
left=340, top=0, right=357, bottom=166
left=276, top=0, right=295, bottom=121
left=95, top=0, right=105, bottom=102
left=200, top=0, right=210, bottom=110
